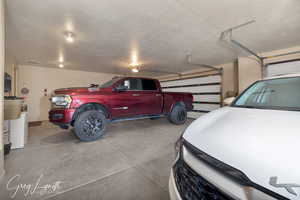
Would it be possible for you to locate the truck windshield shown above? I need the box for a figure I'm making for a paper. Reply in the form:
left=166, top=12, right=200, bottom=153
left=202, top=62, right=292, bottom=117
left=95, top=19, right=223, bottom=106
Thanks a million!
left=100, top=77, right=122, bottom=88
left=232, top=76, right=300, bottom=111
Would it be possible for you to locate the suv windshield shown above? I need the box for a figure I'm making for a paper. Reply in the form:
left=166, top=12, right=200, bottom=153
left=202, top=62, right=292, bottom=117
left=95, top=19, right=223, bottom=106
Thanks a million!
left=232, top=76, right=300, bottom=111
left=100, top=77, right=122, bottom=88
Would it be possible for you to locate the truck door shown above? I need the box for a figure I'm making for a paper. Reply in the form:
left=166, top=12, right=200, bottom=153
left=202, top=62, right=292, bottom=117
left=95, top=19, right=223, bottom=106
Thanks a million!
left=110, top=78, right=144, bottom=117
left=136, top=79, right=163, bottom=115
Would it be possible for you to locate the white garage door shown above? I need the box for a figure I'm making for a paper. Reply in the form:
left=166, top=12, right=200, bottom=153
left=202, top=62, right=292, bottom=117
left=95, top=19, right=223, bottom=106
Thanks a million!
left=160, top=73, right=222, bottom=119
left=265, top=60, right=300, bottom=78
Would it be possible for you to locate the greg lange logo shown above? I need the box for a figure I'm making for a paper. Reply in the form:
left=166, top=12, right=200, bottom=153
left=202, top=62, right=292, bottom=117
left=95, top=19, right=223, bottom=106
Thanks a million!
left=6, top=174, right=63, bottom=199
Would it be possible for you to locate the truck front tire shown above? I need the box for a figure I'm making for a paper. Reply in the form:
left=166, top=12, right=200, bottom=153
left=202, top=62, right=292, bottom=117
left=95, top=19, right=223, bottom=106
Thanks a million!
left=168, top=104, right=187, bottom=125
left=74, top=110, right=107, bottom=142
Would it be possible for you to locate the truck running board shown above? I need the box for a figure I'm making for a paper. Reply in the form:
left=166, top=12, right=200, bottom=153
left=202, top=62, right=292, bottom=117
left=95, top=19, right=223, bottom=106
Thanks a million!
left=110, top=114, right=166, bottom=123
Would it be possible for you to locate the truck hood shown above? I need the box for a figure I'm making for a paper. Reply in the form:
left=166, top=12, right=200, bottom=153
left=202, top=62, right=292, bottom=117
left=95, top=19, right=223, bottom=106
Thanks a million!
left=54, top=87, right=103, bottom=95
left=183, top=107, right=300, bottom=199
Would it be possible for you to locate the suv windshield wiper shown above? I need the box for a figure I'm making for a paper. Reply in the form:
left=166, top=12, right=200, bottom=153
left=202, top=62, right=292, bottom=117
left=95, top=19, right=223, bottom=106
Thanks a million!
left=233, top=105, right=300, bottom=111
left=232, top=105, right=262, bottom=109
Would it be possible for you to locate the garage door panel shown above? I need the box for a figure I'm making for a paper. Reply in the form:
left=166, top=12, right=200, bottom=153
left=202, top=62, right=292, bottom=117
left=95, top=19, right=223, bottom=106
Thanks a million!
left=160, top=73, right=222, bottom=119
left=161, top=75, right=221, bottom=87
left=162, top=85, right=220, bottom=93
left=193, top=103, right=220, bottom=111
left=193, top=94, right=220, bottom=102
left=265, top=60, right=300, bottom=78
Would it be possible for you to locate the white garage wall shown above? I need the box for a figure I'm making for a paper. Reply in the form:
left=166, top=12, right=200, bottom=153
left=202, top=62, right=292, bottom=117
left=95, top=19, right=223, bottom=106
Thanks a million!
left=238, top=57, right=262, bottom=92
left=18, top=65, right=117, bottom=122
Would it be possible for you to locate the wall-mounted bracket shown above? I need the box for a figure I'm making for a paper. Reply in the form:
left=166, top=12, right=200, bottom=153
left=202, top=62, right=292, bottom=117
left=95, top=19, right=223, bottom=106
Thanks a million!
left=220, top=20, right=264, bottom=62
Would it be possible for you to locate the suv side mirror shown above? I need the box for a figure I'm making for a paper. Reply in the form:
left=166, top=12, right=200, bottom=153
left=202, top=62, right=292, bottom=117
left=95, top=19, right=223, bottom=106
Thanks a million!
left=223, top=97, right=235, bottom=106
left=114, top=85, right=128, bottom=92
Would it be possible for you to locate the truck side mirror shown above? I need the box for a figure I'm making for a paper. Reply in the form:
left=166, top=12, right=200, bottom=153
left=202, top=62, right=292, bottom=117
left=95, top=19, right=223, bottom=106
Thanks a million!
left=114, top=85, right=128, bottom=92
left=223, top=97, right=235, bottom=106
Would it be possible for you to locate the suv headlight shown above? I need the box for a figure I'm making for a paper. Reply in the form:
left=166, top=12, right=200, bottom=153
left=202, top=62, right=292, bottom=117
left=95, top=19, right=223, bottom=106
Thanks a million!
left=175, top=134, right=184, bottom=155
left=173, top=133, right=184, bottom=165
left=174, top=127, right=187, bottom=162
left=51, top=95, right=72, bottom=108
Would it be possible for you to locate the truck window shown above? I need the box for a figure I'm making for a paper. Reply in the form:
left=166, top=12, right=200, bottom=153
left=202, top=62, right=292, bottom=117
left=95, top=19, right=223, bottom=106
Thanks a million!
left=100, top=77, right=122, bottom=88
left=119, top=78, right=142, bottom=90
left=142, top=79, right=157, bottom=90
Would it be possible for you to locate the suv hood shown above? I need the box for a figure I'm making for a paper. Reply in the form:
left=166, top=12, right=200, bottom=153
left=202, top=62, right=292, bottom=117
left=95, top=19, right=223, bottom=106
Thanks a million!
left=183, top=107, right=300, bottom=199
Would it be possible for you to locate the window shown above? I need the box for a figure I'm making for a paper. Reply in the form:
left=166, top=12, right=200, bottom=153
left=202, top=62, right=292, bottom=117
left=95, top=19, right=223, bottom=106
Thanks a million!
left=233, top=77, right=300, bottom=111
left=142, top=79, right=157, bottom=90
left=100, top=77, right=122, bottom=88
left=119, top=78, right=142, bottom=90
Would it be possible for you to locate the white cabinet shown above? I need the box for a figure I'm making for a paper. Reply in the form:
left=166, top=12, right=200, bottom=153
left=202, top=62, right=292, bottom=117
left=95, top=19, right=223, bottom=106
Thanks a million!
left=10, top=112, right=28, bottom=149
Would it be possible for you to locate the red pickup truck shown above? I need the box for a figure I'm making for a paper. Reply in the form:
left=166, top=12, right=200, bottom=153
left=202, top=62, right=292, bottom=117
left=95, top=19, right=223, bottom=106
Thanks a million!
left=49, top=77, right=193, bottom=141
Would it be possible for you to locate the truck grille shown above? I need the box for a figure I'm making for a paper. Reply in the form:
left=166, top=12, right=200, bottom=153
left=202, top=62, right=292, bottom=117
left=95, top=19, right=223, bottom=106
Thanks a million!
left=173, top=159, right=234, bottom=200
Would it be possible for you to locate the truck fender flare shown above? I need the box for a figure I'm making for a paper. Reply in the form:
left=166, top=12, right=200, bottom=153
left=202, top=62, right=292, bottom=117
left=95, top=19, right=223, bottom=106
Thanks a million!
left=71, top=103, right=110, bottom=125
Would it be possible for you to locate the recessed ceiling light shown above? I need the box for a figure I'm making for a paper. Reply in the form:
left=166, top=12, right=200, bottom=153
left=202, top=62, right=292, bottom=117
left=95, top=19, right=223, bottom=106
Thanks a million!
left=59, top=56, right=64, bottom=63
left=58, top=63, right=64, bottom=68
left=129, top=51, right=139, bottom=67
left=132, top=68, right=139, bottom=73
left=65, top=32, right=75, bottom=43
left=129, top=62, right=139, bottom=67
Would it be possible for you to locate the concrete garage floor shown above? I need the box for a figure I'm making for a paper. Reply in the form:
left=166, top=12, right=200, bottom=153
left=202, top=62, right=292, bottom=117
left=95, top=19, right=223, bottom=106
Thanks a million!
left=0, top=118, right=193, bottom=200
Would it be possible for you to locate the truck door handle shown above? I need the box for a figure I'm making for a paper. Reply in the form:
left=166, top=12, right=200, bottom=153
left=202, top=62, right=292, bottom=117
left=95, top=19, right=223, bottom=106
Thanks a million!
left=156, top=94, right=161, bottom=96
left=132, top=94, right=140, bottom=96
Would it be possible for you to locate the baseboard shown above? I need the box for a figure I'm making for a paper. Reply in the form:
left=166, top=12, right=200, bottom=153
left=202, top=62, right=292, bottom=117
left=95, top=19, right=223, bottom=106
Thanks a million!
left=28, top=120, right=50, bottom=127
left=28, top=121, right=43, bottom=127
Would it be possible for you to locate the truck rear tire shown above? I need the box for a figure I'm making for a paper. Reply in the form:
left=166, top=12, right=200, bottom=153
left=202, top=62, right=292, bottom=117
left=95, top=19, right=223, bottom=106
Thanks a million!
left=168, top=104, right=187, bottom=125
left=74, top=110, right=107, bottom=142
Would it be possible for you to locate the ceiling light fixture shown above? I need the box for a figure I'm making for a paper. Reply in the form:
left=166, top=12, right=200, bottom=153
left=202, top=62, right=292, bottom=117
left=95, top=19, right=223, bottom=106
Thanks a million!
left=129, top=51, right=139, bottom=67
left=58, top=63, right=64, bottom=68
left=65, top=32, right=75, bottom=43
left=129, top=51, right=140, bottom=72
left=59, top=56, right=64, bottom=63
left=132, top=68, right=139, bottom=73
left=129, top=62, right=139, bottom=67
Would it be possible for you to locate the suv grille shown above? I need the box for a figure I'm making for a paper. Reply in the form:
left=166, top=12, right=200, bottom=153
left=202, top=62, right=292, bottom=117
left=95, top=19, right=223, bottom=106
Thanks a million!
left=173, top=158, right=234, bottom=200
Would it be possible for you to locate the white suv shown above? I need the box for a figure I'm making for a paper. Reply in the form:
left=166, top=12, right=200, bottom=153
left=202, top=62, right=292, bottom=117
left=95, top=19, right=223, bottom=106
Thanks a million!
left=169, top=75, right=300, bottom=200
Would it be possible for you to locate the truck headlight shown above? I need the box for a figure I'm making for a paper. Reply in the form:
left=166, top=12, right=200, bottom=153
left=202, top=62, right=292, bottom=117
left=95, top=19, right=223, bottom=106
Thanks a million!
left=51, top=95, right=72, bottom=108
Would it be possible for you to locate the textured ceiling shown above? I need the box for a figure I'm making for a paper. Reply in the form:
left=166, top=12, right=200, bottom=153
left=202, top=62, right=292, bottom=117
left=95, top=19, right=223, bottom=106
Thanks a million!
left=5, top=0, right=300, bottom=76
